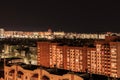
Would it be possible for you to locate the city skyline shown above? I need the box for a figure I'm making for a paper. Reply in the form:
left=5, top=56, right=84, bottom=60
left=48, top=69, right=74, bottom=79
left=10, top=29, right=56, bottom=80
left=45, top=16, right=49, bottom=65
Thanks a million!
left=0, top=1, right=120, bottom=33
left=1, top=28, right=120, bottom=79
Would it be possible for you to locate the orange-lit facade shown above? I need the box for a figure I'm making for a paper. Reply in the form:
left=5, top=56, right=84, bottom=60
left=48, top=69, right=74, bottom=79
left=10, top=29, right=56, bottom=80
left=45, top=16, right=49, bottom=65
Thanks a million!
left=37, top=36, right=120, bottom=78
left=37, top=42, right=87, bottom=72
left=87, top=36, right=120, bottom=78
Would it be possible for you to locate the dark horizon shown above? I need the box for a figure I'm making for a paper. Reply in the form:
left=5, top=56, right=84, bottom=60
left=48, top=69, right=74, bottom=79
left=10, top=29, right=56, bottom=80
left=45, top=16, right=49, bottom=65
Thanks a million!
left=0, top=1, right=120, bottom=33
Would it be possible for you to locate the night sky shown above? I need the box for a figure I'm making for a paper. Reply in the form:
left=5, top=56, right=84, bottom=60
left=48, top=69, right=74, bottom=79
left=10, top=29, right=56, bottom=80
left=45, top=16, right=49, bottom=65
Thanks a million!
left=0, top=1, right=120, bottom=33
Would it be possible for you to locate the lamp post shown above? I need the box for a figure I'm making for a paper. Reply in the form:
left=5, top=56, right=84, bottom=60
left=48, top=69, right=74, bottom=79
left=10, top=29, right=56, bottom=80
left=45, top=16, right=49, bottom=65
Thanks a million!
left=89, top=71, right=93, bottom=80
left=3, top=53, right=6, bottom=80
left=108, top=76, right=110, bottom=80
left=113, top=76, right=117, bottom=80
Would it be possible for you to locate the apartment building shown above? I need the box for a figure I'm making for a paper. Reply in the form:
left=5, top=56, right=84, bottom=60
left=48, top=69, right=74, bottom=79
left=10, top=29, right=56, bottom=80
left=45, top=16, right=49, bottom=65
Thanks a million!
left=87, top=36, right=120, bottom=78
left=37, top=36, right=120, bottom=78
left=37, top=42, right=87, bottom=72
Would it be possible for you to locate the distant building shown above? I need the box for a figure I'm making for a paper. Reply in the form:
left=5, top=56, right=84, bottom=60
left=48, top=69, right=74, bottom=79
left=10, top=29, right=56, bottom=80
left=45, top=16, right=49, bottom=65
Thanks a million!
left=2, top=28, right=118, bottom=39
left=0, top=28, right=4, bottom=38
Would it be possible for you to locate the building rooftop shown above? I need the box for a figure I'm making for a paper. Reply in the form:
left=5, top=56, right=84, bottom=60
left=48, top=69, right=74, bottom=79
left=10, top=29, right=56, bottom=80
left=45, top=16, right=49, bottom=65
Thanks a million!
left=5, top=62, right=115, bottom=79
left=6, top=62, right=89, bottom=78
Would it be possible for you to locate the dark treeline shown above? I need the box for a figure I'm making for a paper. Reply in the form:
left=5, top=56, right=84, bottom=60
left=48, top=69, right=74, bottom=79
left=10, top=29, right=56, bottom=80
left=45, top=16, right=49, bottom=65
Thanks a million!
left=51, top=38, right=98, bottom=47
left=0, top=37, right=101, bottom=48
left=0, top=38, right=49, bottom=46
